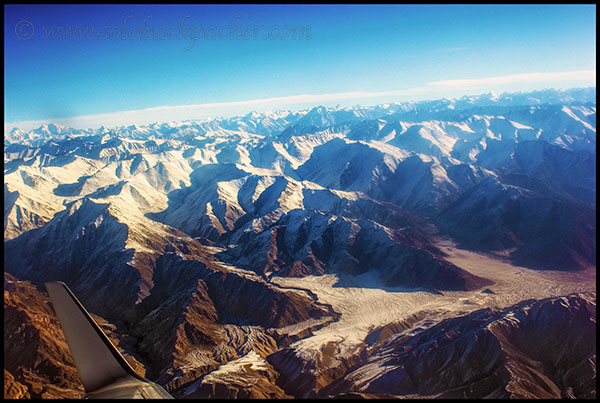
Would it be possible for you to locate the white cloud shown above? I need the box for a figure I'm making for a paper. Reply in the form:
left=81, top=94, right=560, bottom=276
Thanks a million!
left=4, top=89, right=429, bottom=132
left=428, top=70, right=596, bottom=88
left=5, top=70, right=596, bottom=132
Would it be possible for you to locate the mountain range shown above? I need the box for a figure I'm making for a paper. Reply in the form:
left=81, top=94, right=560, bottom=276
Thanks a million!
left=4, top=87, right=596, bottom=399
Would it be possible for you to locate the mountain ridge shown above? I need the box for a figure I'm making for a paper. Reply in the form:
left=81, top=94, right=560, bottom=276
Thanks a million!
left=4, top=87, right=596, bottom=399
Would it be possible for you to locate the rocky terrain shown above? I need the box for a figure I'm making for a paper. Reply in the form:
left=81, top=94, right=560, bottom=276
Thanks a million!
left=3, top=273, right=145, bottom=399
left=4, top=88, right=596, bottom=398
left=323, top=293, right=596, bottom=399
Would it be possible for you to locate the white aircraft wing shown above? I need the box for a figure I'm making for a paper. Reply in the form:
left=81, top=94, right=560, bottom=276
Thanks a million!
left=45, top=281, right=173, bottom=399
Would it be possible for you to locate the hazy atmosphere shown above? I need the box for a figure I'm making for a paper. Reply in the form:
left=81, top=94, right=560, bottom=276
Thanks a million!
left=4, top=4, right=595, bottom=130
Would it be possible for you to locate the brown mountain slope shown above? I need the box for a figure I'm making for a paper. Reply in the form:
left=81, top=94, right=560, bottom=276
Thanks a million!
left=3, top=272, right=145, bottom=399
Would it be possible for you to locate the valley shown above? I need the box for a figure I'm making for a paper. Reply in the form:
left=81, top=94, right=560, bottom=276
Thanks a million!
left=4, top=88, right=596, bottom=399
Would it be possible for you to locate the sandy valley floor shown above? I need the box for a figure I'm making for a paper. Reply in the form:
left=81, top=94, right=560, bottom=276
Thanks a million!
left=268, top=238, right=596, bottom=381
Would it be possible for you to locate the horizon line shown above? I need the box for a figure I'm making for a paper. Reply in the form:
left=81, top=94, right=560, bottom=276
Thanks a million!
left=5, top=71, right=596, bottom=133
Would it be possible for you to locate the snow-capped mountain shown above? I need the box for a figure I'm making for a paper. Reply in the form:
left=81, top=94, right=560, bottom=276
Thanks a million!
left=4, top=87, right=596, bottom=399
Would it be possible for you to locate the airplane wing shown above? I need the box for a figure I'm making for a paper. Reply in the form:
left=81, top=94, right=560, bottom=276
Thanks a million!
left=45, top=281, right=173, bottom=399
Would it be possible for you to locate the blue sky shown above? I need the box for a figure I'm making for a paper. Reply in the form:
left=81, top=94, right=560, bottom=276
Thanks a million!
left=4, top=4, right=596, bottom=130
